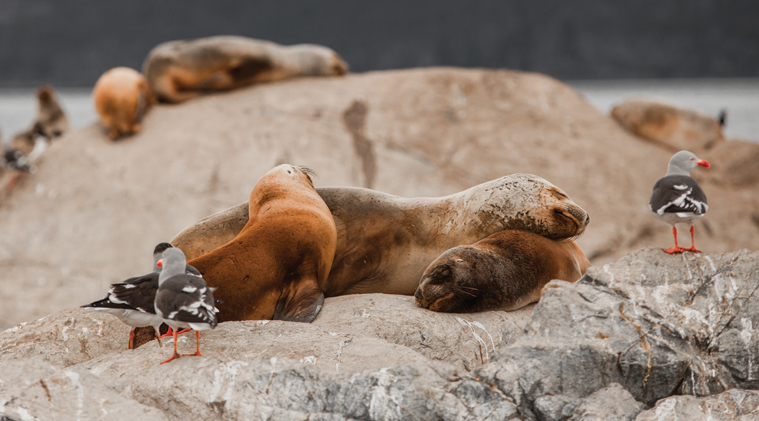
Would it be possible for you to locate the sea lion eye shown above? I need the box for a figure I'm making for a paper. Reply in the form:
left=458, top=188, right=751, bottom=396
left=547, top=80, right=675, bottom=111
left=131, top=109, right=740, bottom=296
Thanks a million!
left=455, top=259, right=464, bottom=263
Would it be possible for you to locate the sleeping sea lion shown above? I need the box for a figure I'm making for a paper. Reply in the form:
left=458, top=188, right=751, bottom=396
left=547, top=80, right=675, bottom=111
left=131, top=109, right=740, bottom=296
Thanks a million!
left=93, top=67, right=155, bottom=140
left=611, top=99, right=724, bottom=152
left=415, top=230, right=590, bottom=313
left=187, top=164, right=337, bottom=322
left=175, top=173, right=589, bottom=301
left=143, top=35, right=348, bottom=103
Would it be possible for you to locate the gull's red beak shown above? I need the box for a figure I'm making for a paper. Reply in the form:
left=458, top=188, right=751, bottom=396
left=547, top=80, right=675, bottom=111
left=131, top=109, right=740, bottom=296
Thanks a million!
left=157, top=259, right=163, bottom=268
left=697, top=160, right=711, bottom=168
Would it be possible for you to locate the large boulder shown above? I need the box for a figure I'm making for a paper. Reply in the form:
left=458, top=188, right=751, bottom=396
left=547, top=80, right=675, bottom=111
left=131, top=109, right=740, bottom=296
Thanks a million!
left=475, top=247, right=759, bottom=419
left=3, top=68, right=758, bottom=330
left=1, top=247, right=759, bottom=420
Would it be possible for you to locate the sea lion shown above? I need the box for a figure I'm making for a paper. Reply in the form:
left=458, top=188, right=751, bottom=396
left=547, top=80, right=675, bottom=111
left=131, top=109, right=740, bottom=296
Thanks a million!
left=611, top=99, right=724, bottom=152
left=415, top=230, right=590, bottom=313
left=143, top=35, right=349, bottom=103
left=174, top=173, right=589, bottom=301
left=186, top=164, right=337, bottom=322
left=93, top=67, right=155, bottom=140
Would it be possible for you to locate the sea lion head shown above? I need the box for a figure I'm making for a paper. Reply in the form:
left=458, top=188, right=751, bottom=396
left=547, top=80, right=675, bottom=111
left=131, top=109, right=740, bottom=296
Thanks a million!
left=415, top=249, right=482, bottom=313
left=291, top=44, right=349, bottom=76
left=530, top=184, right=590, bottom=240
left=251, top=164, right=318, bottom=205
left=473, top=174, right=589, bottom=241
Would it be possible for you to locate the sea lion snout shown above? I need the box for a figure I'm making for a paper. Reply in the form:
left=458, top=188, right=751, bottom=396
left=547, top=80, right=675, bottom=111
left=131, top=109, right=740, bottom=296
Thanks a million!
left=416, top=261, right=469, bottom=312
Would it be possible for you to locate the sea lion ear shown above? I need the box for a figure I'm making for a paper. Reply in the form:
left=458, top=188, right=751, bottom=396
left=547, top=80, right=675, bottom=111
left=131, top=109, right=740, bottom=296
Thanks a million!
left=272, top=278, right=325, bottom=323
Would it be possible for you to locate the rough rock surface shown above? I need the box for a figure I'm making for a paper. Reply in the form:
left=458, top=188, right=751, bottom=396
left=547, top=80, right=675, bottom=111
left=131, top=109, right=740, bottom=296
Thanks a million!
left=611, top=98, right=725, bottom=152
left=2, top=248, right=759, bottom=420
left=2, top=68, right=758, bottom=330
left=635, top=389, right=759, bottom=421
left=0, top=358, right=167, bottom=421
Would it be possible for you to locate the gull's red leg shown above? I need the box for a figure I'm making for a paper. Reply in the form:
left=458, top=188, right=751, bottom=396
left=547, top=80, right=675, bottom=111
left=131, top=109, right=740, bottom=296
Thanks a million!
left=128, top=329, right=135, bottom=350
left=182, top=331, right=204, bottom=357
left=683, top=226, right=702, bottom=253
left=159, top=326, right=191, bottom=338
left=160, top=331, right=181, bottom=364
left=662, top=226, right=685, bottom=254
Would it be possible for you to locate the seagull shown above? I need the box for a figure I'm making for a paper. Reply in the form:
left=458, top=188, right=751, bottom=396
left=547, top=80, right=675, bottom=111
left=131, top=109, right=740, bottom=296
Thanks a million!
left=154, top=247, right=218, bottom=364
left=649, top=150, right=710, bottom=254
left=82, top=242, right=204, bottom=349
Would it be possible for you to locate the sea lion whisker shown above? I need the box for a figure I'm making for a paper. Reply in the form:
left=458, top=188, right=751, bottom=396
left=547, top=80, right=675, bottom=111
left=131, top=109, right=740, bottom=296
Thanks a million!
left=296, top=166, right=318, bottom=179
left=453, top=286, right=478, bottom=297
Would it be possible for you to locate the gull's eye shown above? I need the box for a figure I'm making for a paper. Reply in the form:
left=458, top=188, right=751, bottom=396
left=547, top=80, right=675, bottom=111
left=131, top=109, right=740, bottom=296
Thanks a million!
left=690, top=158, right=694, bottom=161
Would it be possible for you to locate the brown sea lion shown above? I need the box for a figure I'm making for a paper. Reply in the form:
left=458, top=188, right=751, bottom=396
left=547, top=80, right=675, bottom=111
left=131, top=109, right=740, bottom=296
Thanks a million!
left=187, top=164, right=337, bottom=322
left=174, top=174, right=589, bottom=300
left=143, top=36, right=349, bottom=103
left=611, top=99, right=724, bottom=152
left=93, top=67, right=155, bottom=140
left=415, top=230, right=590, bottom=313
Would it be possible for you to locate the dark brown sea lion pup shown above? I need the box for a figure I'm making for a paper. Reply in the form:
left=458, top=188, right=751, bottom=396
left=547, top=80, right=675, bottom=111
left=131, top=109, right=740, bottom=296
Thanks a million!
left=415, top=230, right=590, bottom=312
left=93, top=67, right=155, bottom=139
left=174, top=174, right=589, bottom=299
left=143, top=35, right=349, bottom=103
left=187, top=164, right=337, bottom=322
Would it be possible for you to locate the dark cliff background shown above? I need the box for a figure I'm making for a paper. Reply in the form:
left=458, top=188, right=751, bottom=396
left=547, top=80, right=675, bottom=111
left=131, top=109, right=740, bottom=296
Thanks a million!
left=0, top=0, right=757, bottom=88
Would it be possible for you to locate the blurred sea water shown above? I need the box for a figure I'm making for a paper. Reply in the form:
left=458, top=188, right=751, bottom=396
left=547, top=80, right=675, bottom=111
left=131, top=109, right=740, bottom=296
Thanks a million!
left=0, top=78, right=757, bottom=145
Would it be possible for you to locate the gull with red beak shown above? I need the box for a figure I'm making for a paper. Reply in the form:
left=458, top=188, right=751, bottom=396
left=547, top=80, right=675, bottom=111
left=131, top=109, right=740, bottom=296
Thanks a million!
left=649, top=150, right=710, bottom=254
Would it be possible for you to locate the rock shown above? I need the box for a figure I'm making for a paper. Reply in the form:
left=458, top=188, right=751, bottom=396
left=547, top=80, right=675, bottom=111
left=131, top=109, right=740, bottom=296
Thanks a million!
left=1, top=247, right=759, bottom=420
left=0, top=357, right=166, bottom=421
left=635, top=389, right=759, bottom=421
left=312, top=294, right=533, bottom=371
left=569, top=383, right=643, bottom=421
left=0, top=308, right=130, bottom=367
left=121, top=357, right=518, bottom=421
left=611, top=99, right=724, bottom=151
left=701, top=139, right=759, bottom=188
left=1, top=294, right=530, bottom=376
left=476, top=248, right=759, bottom=419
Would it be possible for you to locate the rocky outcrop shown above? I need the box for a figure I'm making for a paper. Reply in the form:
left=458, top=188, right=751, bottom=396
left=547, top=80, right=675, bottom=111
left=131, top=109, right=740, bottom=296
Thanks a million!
left=0, top=357, right=166, bottom=421
left=3, top=68, right=759, bottom=330
left=2, top=248, right=758, bottom=420
left=635, top=389, right=759, bottom=421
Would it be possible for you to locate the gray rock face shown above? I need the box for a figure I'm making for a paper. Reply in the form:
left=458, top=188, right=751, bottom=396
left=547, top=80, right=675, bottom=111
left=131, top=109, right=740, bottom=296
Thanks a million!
left=0, top=358, right=166, bottom=421
left=476, top=247, right=759, bottom=419
left=2, top=248, right=759, bottom=420
left=635, top=389, right=759, bottom=421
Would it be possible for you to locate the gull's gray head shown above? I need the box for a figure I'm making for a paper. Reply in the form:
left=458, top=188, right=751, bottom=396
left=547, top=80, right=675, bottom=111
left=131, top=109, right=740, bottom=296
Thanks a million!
left=667, top=150, right=711, bottom=176
left=158, top=247, right=187, bottom=283
left=152, top=242, right=174, bottom=273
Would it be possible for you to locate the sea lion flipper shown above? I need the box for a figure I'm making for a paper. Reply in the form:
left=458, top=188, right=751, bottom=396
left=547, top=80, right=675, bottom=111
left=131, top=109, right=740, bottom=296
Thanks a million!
left=272, top=279, right=325, bottom=323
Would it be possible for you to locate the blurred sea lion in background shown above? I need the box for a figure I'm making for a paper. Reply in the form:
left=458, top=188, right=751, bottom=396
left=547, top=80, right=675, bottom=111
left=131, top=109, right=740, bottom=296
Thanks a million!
left=415, top=230, right=590, bottom=313
left=142, top=35, right=349, bottom=103
left=611, top=99, right=724, bottom=152
left=93, top=67, right=155, bottom=139
left=174, top=174, right=589, bottom=301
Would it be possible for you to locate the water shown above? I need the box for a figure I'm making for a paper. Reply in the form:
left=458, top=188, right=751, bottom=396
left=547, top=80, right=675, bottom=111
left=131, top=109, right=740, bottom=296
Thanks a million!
left=1, top=78, right=757, bottom=145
